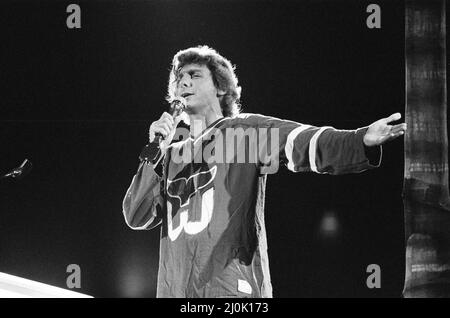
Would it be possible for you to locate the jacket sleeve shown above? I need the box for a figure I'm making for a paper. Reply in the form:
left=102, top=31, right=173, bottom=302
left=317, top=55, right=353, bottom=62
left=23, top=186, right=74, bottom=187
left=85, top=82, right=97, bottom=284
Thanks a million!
left=122, top=160, right=165, bottom=230
left=241, top=114, right=382, bottom=175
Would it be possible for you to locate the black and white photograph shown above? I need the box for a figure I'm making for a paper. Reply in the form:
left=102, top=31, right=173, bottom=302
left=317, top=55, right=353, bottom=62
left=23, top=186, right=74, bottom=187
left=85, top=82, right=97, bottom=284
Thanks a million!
left=0, top=0, right=448, bottom=301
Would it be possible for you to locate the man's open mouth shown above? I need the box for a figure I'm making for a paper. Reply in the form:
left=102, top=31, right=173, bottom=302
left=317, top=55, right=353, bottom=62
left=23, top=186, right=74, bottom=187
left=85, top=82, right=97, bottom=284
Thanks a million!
left=181, top=93, right=194, bottom=98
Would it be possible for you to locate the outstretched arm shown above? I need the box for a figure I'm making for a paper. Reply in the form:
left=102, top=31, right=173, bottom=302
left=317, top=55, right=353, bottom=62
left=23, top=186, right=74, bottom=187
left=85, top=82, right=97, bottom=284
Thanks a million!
left=238, top=113, right=405, bottom=175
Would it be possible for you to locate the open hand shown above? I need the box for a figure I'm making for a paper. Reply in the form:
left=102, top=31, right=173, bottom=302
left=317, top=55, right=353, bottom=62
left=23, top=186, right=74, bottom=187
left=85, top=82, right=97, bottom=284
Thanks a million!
left=363, top=113, right=407, bottom=147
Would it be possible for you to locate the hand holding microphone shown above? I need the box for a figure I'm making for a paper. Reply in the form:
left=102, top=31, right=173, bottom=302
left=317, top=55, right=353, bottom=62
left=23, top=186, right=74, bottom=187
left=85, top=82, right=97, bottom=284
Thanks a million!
left=141, top=98, right=186, bottom=165
left=149, top=98, right=186, bottom=151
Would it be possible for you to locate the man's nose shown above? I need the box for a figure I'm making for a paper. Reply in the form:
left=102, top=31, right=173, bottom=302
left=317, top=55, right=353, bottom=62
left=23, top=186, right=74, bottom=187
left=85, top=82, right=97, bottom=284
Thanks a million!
left=179, top=76, right=192, bottom=88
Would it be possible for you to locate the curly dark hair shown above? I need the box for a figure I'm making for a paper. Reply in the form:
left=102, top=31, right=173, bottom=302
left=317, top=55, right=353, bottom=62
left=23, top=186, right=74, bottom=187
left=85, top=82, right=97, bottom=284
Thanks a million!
left=166, top=45, right=241, bottom=117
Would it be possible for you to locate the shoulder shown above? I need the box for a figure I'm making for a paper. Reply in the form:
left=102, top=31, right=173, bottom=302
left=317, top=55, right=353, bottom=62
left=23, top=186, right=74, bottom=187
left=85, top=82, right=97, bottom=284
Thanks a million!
left=221, top=113, right=275, bottom=128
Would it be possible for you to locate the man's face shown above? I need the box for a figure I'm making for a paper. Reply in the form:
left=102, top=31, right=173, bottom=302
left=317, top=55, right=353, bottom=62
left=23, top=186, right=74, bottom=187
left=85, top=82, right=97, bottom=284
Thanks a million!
left=175, top=63, right=222, bottom=114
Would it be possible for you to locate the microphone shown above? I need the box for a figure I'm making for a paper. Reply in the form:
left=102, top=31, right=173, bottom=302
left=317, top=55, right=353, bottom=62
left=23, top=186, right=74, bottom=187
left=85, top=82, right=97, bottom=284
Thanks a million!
left=139, top=98, right=186, bottom=165
left=1, top=159, right=33, bottom=180
left=153, top=98, right=186, bottom=144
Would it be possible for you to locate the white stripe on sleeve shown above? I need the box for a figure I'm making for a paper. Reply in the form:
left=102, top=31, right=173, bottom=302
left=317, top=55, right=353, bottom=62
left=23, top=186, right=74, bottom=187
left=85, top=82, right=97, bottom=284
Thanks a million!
left=285, top=125, right=312, bottom=172
left=309, top=126, right=333, bottom=173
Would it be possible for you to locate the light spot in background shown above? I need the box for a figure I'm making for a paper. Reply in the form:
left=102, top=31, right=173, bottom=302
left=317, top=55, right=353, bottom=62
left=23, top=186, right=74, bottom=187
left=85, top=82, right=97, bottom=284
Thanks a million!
left=117, top=251, right=156, bottom=298
left=319, top=210, right=340, bottom=238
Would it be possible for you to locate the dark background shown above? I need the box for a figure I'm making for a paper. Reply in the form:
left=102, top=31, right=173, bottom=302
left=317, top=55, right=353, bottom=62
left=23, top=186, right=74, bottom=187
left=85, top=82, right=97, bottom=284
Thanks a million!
left=0, top=0, right=416, bottom=297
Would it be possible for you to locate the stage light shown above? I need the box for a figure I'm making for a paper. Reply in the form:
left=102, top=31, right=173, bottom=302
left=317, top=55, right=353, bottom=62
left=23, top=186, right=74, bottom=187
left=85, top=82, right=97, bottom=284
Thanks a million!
left=0, top=272, right=92, bottom=298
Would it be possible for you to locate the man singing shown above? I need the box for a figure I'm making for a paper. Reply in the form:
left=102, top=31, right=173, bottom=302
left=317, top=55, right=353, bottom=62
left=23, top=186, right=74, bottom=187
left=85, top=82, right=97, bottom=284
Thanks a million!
left=122, top=45, right=406, bottom=298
